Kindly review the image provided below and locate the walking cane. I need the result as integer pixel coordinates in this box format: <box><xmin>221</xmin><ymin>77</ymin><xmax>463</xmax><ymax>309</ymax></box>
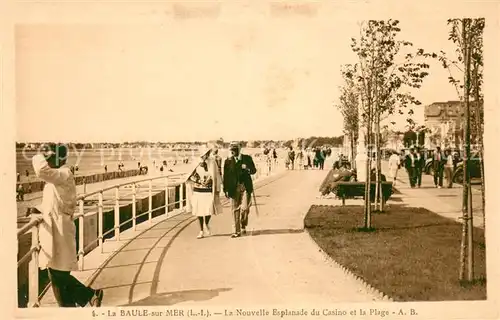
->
<box><xmin>252</xmin><ymin>190</ymin><xmax>259</xmax><ymax>217</ymax></box>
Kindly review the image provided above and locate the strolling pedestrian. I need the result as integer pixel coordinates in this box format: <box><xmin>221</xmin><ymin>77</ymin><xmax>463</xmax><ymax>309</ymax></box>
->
<box><xmin>399</xmin><ymin>149</ymin><xmax>406</xmax><ymax>169</ymax></box>
<box><xmin>188</xmin><ymin>157</ymin><xmax>221</xmax><ymax>239</ymax></box>
<box><xmin>223</xmin><ymin>142</ymin><xmax>257</xmax><ymax>238</ymax></box>
<box><xmin>296</xmin><ymin>148</ymin><xmax>304</xmax><ymax>170</ymax></box>
<box><xmin>404</xmin><ymin>147</ymin><xmax>417</xmax><ymax>188</ymax></box>
<box><xmin>287</xmin><ymin>147</ymin><xmax>295</xmax><ymax>170</ymax></box>
<box><xmin>315</xmin><ymin>148</ymin><xmax>325</xmax><ymax>170</ymax></box>
<box><xmin>31</xmin><ymin>144</ymin><xmax>103</xmax><ymax>308</ymax></box>
<box><xmin>17</xmin><ymin>184</ymin><xmax>24</xmax><ymax>201</ymax></box>
<box><xmin>444</xmin><ymin>149</ymin><xmax>454</xmax><ymax>188</ymax></box>
<box><xmin>17</xmin><ymin>172</ymin><xmax>20</xmax><ymax>182</ymax></box>
<box><xmin>432</xmin><ymin>146</ymin><xmax>445</xmax><ymax>188</ymax></box>
<box><xmin>415</xmin><ymin>147</ymin><xmax>425</xmax><ymax>188</ymax></box>
<box><xmin>306</xmin><ymin>149</ymin><xmax>312</xmax><ymax>169</ymax></box>
<box><xmin>388</xmin><ymin>151</ymin><xmax>400</xmax><ymax>186</ymax></box>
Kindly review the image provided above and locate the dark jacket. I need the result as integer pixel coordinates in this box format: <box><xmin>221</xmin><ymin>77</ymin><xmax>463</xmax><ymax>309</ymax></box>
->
<box><xmin>223</xmin><ymin>154</ymin><xmax>257</xmax><ymax>198</ymax></box>
<box><xmin>415</xmin><ymin>152</ymin><xmax>426</xmax><ymax>169</ymax></box>
<box><xmin>404</xmin><ymin>153</ymin><xmax>418</xmax><ymax>170</ymax></box>
<box><xmin>432</xmin><ymin>151</ymin><xmax>446</xmax><ymax>170</ymax></box>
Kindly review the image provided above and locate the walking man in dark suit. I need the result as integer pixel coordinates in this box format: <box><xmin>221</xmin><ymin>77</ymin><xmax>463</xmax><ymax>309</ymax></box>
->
<box><xmin>404</xmin><ymin>147</ymin><xmax>417</xmax><ymax>188</ymax></box>
<box><xmin>415</xmin><ymin>147</ymin><xmax>426</xmax><ymax>188</ymax></box>
<box><xmin>223</xmin><ymin>142</ymin><xmax>257</xmax><ymax>238</ymax></box>
<box><xmin>432</xmin><ymin>146</ymin><xmax>446</xmax><ymax>188</ymax></box>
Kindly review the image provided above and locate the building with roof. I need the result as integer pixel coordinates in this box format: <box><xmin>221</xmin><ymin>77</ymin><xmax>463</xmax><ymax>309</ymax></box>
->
<box><xmin>424</xmin><ymin>99</ymin><xmax>483</xmax><ymax>150</ymax></box>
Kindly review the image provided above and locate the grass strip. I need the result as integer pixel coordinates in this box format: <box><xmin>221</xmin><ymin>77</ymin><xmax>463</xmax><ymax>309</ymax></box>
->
<box><xmin>304</xmin><ymin>204</ymin><xmax>486</xmax><ymax>301</ymax></box>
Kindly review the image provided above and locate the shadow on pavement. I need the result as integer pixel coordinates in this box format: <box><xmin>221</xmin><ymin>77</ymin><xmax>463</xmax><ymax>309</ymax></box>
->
<box><xmin>208</xmin><ymin>228</ymin><xmax>304</xmax><ymax>238</ymax></box>
<box><xmin>122</xmin><ymin>288</ymin><xmax>232</xmax><ymax>306</ymax></box>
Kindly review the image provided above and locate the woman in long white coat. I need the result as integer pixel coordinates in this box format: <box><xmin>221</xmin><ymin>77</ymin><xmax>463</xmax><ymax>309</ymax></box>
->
<box><xmin>388</xmin><ymin>151</ymin><xmax>401</xmax><ymax>186</ymax></box>
<box><xmin>32</xmin><ymin>145</ymin><xmax>103</xmax><ymax>307</ymax></box>
<box><xmin>187</xmin><ymin>155</ymin><xmax>222</xmax><ymax>239</ymax></box>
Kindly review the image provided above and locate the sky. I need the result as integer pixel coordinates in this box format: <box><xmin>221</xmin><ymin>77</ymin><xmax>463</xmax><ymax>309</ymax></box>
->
<box><xmin>15</xmin><ymin>4</ymin><xmax>461</xmax><ymax>143</ymax></box>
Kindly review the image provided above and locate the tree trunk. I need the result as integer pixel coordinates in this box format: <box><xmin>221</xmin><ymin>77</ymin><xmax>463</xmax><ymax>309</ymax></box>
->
<box><xmin>459</xmin><ymin>20</ymin><xmax>468</xmax><ymax>281</ymax></box>
<box><xmin>364</xmin><ymin>101</ymin><xmax>372</xmax><ymax>229</ymax></box>
<box><xmin>378</xmin><ymin>128</ymin><xmax>384</xmax><ymax>211</ymax></box>
<box><xmin>472</xmin><ymin>62</ymin><xmax>485</xmax><ymax>228</ymax></box>
<box><xmin>374</xmin><ymin>109</ymin><xmax>383</xmax><ymax>211</ymax></box>
<box><xmin>465</xmin><ymin>24</ymin><xmax>474</xmax><ymax>282</ymax></box>
<box><xmin>459</xmin><ymin>19</ymin><xmax>474</xmax><ymax>282</ymax></box>
<box><xmin>350</xmin><ymin>131</ymin><xmax>356</xmax><ymax>169</ymax></box>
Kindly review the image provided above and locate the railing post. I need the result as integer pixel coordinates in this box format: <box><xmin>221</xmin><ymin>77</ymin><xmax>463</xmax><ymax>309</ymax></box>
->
<box><xmin>114</xmin><ymin>187</ymin><xmax>120</xmax><ymax>240</ymax></box>
<box><xmin>78</xmin><ymin>200</ymin><xmax>85</xmax><ymax>271</ymax></box>
<box><xmin>98</xmin><ymin>192</ymin><xmax>104</xmax><ymax>253</ymax></box>
<box><xmin>179</xmin><ymin>182</ymin><xmax>184</xmax><ymax>211</ymax></box>
<box><xmin>164</xmin><ymin>177</ymin><xmax>169</xmax><ymax>217</ymax></box>
<box><xmin>148</xmin><ymin>179</ymin><xmax>153</xmax><ymax>223</ymax></box>
<box><xmin>132</xmin><ymin>183</ymin><xmax>137</xmax><ymax>230</ymax></box>
<box><xmin>185</xmin><ymin>181</ymin><xmax>192</xmax><ymax>212</ymax></box>
<box><xmin>28</xmin><ymin>216</ymin><xmax>40</xmax><ymax>308</ymax></box>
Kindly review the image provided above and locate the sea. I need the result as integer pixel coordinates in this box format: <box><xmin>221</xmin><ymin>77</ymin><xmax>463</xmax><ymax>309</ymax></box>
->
<box><xmin>15</xmin><ymin>147</ymin><xmax>265</xmax><ymax>182</ymax></box>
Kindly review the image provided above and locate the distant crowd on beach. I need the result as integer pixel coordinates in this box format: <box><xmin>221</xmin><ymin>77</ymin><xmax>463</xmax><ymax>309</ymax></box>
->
<box><xmin>261</xmin><ymin>146</ymin><xmax>333</xmax><ymax>171</ymax></box>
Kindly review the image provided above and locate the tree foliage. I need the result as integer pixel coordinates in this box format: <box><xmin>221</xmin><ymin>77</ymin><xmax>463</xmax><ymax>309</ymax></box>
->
<box><xmin>336</xmin><ymin>63</ymin><xmax>360</xmax><ymax>164</ymax></box>
<box><xmin>348</xmin><ymin>19</ymin><xmax>430</xmax><ymax>226</ymax></box>
<box><xmin>337</xmin><ymin>64</ymin><xmax>360</xmax><ymax>141</ymax></box>
<box><xmin>348</xmin><ymin>20</ymin><xmax>430</xmax><ymax>125</ymax></box>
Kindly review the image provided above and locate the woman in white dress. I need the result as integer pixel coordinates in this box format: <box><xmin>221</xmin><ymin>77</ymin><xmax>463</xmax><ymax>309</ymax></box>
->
<box><xmin>188</xmin><ymin>156</ymin><xmax>221</xmax><ymax>239</ymax></box>
<box><xmin>388</xmin><ymin>151</ymin><xmax>401</xmax><ymax>186</ymax></box>
<box><xmin>296</xmin><ymin>149</ymin><xmax>304</xmax><ymax>170</ymax></box>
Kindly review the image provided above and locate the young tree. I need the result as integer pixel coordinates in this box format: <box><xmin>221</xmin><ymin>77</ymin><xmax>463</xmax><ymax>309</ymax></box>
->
<box><xmin>348</xmin><ymin>20</ymin><xmax>430</xmax><ymax>225</ymax></box>
<box><xmin>450</xmin><ymin>18</ymin><xmax>484</xmax><ymax>282</ymax></box>
<box><xmin>336</xmin><ymin>64</ymin><xmax>359</xmax><ymax>167</ymax></box>
<box><xmin>424</xmin><ymin>19</ymin><xmax>485</xmax><ymax>227</ymax></box>
<box><xmin>423</xmin><ymin>18</ymin><xmax>484</xmax><ymax>282</ymax></box>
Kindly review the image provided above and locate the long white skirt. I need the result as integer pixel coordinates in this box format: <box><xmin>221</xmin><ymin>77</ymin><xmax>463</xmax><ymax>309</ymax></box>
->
<box><xmin>191</xmin><ymin>191</ymin><xmax>215</xmax><ymax>217</ymax></box>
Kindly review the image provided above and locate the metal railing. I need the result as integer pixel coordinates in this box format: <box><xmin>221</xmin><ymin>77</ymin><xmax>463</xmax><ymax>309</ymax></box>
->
<box><xmin>17</xmin><ymin>156</ymin><xmax>284</xmax><ymax>307</ymax></box>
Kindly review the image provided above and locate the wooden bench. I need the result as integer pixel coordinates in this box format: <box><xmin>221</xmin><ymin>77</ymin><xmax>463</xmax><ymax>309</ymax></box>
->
<box><xmin>335</xmin><ymin>181</ymin><xmax>394</xmax><ymax>206</ymax></box>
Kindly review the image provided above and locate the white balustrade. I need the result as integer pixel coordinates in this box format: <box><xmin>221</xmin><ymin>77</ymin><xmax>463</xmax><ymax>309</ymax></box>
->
<box><xmin>185</xmin><ymin>182</ymin><xmax>192</xmax><ymax>212</ymax></box>
<box><xmin>28</xmin><ymin>216</ymin><xmax>40</xmax><ymax>308</ymax></box>
<box><xmin>179</xmin><ymin>183</ymin><xmax>184</xmax><ymax>210</ymax></box>
<box><xmin>98</xmin><ymin>192</ymin><xmax>104</xmax><ymax>252</ymax></box>
<box><xmin>114</xmin><ymin>187</ymin><xmax>120</xmax><ymax>240</ymax></box>
<box><xmin>164</xmin><ymin>177</ymin><xmax>169</xmax><ymax>217</ymax></box>
<box><xmin>78</xmin><ymin>200</ymin><xmax>85</xmax><ymax>271</ymax></box>
<box><xmin>132</xmin><ymin>184</ymin><xmax>137</xmax><ymax>230</ymax></box>
<box><xmin>148</xmin><ymin>179</ymin><xmax>153</xmax><ymax>223</ymax></box>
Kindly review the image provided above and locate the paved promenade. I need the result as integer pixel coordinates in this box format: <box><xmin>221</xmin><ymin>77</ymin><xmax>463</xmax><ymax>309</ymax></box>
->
<box><xmin>312</xmin><ymin>160</ymin><xmax>484</xmax><ymax>230</ymax></box>
<box><xmin>40</xmin><ymin>168</ymin><xmax>380</xmax><ymax>307</ymax></box>
<box><xmin>381</xmin><ymin>161</ymin><xmax>484</xmax><ymax>228</ymax></box>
